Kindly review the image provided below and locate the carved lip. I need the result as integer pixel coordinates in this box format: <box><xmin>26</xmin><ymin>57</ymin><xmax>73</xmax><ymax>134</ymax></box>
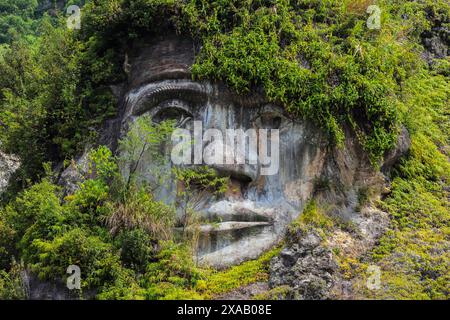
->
<box><xmin>198</xmin><ymin>200</ymin><xmax>275</xmax><ymax>232</ymax></box>
<box><xmin>178</xmin><ymin>221</ymin><xmax>271</xmax><ymax>233</ymax></box>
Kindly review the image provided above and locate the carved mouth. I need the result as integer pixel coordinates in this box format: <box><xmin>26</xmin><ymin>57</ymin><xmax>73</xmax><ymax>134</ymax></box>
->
<box><xmin>204</xmin><ymin>207</ymin><xmax>272</xmax><ymax>222</ymax></box>
<box><xmin>174</xmin><ymin>181</ymin><xmax>279</xmax><ymax>266</ymax></box>
<box><xmin>195</xmin><ymin>203</ymin><xmax>278</xmax><ymax>268</ymax></box>
<box><xmin>196</xmin><ymin>221</ymin><xmax>270</xmax><ymax>232</ymax></box>
<box><xmin>198</xmin><ymin>200</ymin><xmax>275</xmax><ymax>232</ymax></box>
<box><xmin>186</xmin><ymin>198</ymin><xmax>293</xmax><ymax>268</ymax></box>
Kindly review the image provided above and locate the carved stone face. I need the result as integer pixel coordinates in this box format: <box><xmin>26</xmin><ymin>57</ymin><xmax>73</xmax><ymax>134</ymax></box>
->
<box><xmin>120</xmin><ymin>35</ymin><xmax>327</xmax><ymax>267</ymax></box>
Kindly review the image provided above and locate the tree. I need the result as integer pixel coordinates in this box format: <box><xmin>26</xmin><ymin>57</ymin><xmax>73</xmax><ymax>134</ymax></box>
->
<box><xmin>117</xmin><ymin>114</ymin><xmax>175</xmax><ymax>193</ymax></box>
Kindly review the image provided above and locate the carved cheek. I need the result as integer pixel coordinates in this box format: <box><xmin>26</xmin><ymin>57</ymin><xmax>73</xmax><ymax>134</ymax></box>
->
<box><xmin>284</xmin><ymin>179</ymin><xmax>313</xmax><ymax>204</ymax></box>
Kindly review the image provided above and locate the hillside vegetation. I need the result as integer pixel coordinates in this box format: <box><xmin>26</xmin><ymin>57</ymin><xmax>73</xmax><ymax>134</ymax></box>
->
<box><xmin>0</xmin><ymin>0</ymin><xmax>448</xmax><ymax>300</ymax></box>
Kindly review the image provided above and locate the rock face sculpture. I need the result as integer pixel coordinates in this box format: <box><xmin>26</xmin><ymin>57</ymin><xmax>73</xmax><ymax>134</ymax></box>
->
<box><xmin>62</xmin><ymin>34</ymin><xmax>409</xmax><ymax>269</ymax></box>
<box><xmin>119</xmin><ymin>34</ymin><xmax>328</xmax><ymax>268</ymax></box>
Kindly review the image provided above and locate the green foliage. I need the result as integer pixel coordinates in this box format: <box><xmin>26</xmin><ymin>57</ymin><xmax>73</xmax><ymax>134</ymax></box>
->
<box><xmin>0</xmin><ymin>179</ymin><xmax>66</xmax><ymax>271</ymax></box>
<box><xmin>0</xmin><ymin>0</ymin><xmax>39</xmax><ymax>44</ymax></box>
<box><xmin>88</xmin><ymin>145</ymin><xmax>119</xmax><ymax>182</ymax></box>
<box><xmin>0</xmin><ymin>261</ymin><xmax>26</xmax><ymax>299</ymax></box>
<box><xmin>70</xmin><ymin>179</ymin><xmax>109</xmax><ymax>215</ymax></box>
<box><xmin>63</xmin><ymin>147</ymin><xmax>116</xmax><ymax>227</ymax></box>
<box><xmin>0</xmin><ymin>0</ymin><xmax>448</xmax><ymax>300</ymax></box>
<box><xmin>2</xmin><ymin>179</ymin><xmax>63</xmax><ymax>242</ymax></box>
<box><xmin>184</xmin><ymin>0</ymin><xmax>409</xmax><ymax>163</ymax></box>
<box><xmin>356</xmin><ymin>186</ymin><xmax>370</xmax><ymax>211</ymax></box>
<box><xmin>0</xmin><ymin>18</ymin><xmax>117</xmax><ymax>188</ymax></box>
<box><xmin>254</xmin><ymin>285</ymin><xmax>292</xmax><ymax>300</ymax></box>
<box><xmin>105</xmin><ymin>185</ymin><xmax>175</xmax><ymax>239</ymax></box>
<box><xmin>289</xmin><ymin>201</ymin><xmax>334</xmax><ymax>235</ymax></box>
<box><xmin>173</xmin><ymin>166</ymin><xmax>229</xmax><ymax>196</ymax></box>
<box><xmin>117</xmin><ymin>229</ymin><xmax>156</xmax><ymax>273</ymax></box>
<box><xmin>142</xmin><ymin>241</ymin><xmax>203</xmax><ymax>300</ymax></box>
<box><xmin>75</xmin><ymin>0</ymin><xmax>449</xmax><ymax>165</ymax></box>
<box><xmin>0</xmin><ymin>23</ymin><xmax>74</xmax><ymax>182</ymax></box>
<box><xmin>198</xmin><ymin>247</ymin><xmax>281</xmax><ymax>298</ymax></box>
<box><xmin>352</xmin><ymin>59</ymin><xmax>450</xmax><ymax>300</ymax></box>
<box><xmin>0</xmin><ymin>144</ymin><xmax>178</xmax><ymax>296</ymax></box>
<box><xmin>118</xmin><ymin>114</ymin><xmax>176</xmax><ymax>191</ymax></box>
<box><xmin>29</xmin><ymin>228</ymin><xmax>111</xmax><ymax>283</ymax></box>
<box><xmin>0</xmin><ymin>217</ymin><xmax>16</xmax><ymax>270</ymax></box>
<box><xmin>138</xmin><ymin>242</ymin><xmax>280</xmax><ymax>299</ymax></box>
<box><xmin>95</xmin><ymin>269</ymin><xmax>146</xmax><ymax>300</ymax></box>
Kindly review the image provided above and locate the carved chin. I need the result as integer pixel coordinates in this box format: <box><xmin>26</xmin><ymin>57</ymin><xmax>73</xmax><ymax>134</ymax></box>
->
<box><xmin>180</xmin><ymin>184</ymin><xmax>297</xmax><ymax>268</ymax></box>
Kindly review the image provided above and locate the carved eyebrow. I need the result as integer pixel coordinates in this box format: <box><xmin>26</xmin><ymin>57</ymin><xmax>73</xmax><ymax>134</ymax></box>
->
<box><xmin>129</xmin><ymin>80</ymin><xmax>210</xmax><ymax>116</ymax></box>
<box><xmin>130</xmin><ymin>68</ymin><xmax>192</xmax><ymax>89</ymax></box>
<box><xmin>144</xmin><ymin>69</ymin><xmax>192</xmax><ymax>84</ymax></box>
<box><xmin>126</xmin><ymin>79</ymin><xmax>273</xmax><ymax>119</ymax></box>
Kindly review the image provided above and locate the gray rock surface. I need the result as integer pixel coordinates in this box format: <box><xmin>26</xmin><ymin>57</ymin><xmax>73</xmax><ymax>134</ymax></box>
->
<box><xmin>422</xmin><ymin>27</ymin><xmax>449</xmax><ymax>61</ymax></box>
<box><xmin>383</xmin><ymin>126</ymin><xmax>411</xmax><ymax>171</ymax></box>
<box><xmin>420</xmin><ymin>13</ymin><xmax>449</xmax><ymax>66</ymax></box>
<box><xmin>269</xmin><ymin>230</ymin><xmax>338</xmax><ymax>300</ymax></box>
<box><xmin>24</xmin><ymin>271</ymin><xmax>96</xmax><ymax>300</ymax></box>
<box><xmin>0</xmin><ymin>151</ymin><xmax>20</xmax><ymax>194</ymax></box>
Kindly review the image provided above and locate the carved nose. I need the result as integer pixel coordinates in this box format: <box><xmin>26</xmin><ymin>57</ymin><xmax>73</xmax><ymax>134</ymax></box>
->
<box><xmin>210</xmin><ymin>163</ymin><xmax>257</xmax><ymax>183</ymax></box>
<box><xmin>204</xmin><ymin>140</ymin><xmax>258</xmax><ymax>182</ymax></box>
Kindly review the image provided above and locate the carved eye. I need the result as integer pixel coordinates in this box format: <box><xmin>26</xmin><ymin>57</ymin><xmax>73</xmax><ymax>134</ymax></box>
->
<box><xmin>261</xmin><ymin>114</ymin><xmax>282</xmax><ymax>129</ymax></box>
<box><xmin>254</xmin><ymin>112</ymin><xmax>283</xmax><ymax>129</ymax></box>
<box><xmin>153</xmin><ymin>100</ymin><xmax>193</xmax><ymax>127</ymax></box>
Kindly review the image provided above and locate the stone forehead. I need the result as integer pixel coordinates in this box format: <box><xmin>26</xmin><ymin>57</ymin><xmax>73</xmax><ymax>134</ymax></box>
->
<box><xmin>128</xmin><ymin>34</ymin><xmax>196</xmax><ymax>88</ymax></box>
<box><xmin>126</xmin><ymin>34</ymin><xmax>270</xmax><ymax>108</ymax></box>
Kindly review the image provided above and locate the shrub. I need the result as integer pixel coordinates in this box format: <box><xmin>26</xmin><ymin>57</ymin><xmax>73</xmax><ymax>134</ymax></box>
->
<box><xmin>289</xmin><ymin>201</ymin><xmax>334</xmax><ymax>235</ymax></box>
<box><xmin>1</xmin><ymin>179</ymin><xmax>66</xmax><ymax>266</ymax></box>
<box><xmin>27</xmin><ymin>228</ymin><xmax>118</xmax><ymax>289</ymax></box>
<box><xmin>198</xmin><ymin>247</ymin><xmax>281</xmax><ymax>298</ymax></box>
<box><xmin>3</xmin><ymin>179</ymin><xmax>63</xmax><ymax>239</ymax></box>
<box><xmin>0</xmin><ymin>261</ymin><xmax>26</xmax><ymax>300</ymax></box>
<box><xmin>96</xmin><ymin>271</ymin><xmax>146</xmax><ymax>300</ymax></box>
<box><xmin>117</xmin><ymin>228</ymin><xmax>157</xmax><ymax>273</ymax></box>
<box><xmin>0</xmin><ymin>217</ymin><xmax>16</xmax><ymax>270</ymax></box>
<box><xmin>142</xmin><ymin>241</ymin><xmax>202</xmax><ymax>300</ymax></box>
<box><xmin>106</xmin><ymin>186</ymin><xmax>175</xmax><ymax>240</ymax></box>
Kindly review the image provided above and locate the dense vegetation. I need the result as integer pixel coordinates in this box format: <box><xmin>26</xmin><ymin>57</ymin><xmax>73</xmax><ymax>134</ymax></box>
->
<box><xmin>0</xmin><ymin>0</ymin><xmax>448</xmax><ymax>300</ymax></box>
<box><xmin>77</xmin><ymin>0</ymin><xmax>448</xmax><ymax>164</ymax></box>
<box><xmin>355</xmin><ymin>71</ymin><xmax>449</xmax><ymax>299</ymax></box>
